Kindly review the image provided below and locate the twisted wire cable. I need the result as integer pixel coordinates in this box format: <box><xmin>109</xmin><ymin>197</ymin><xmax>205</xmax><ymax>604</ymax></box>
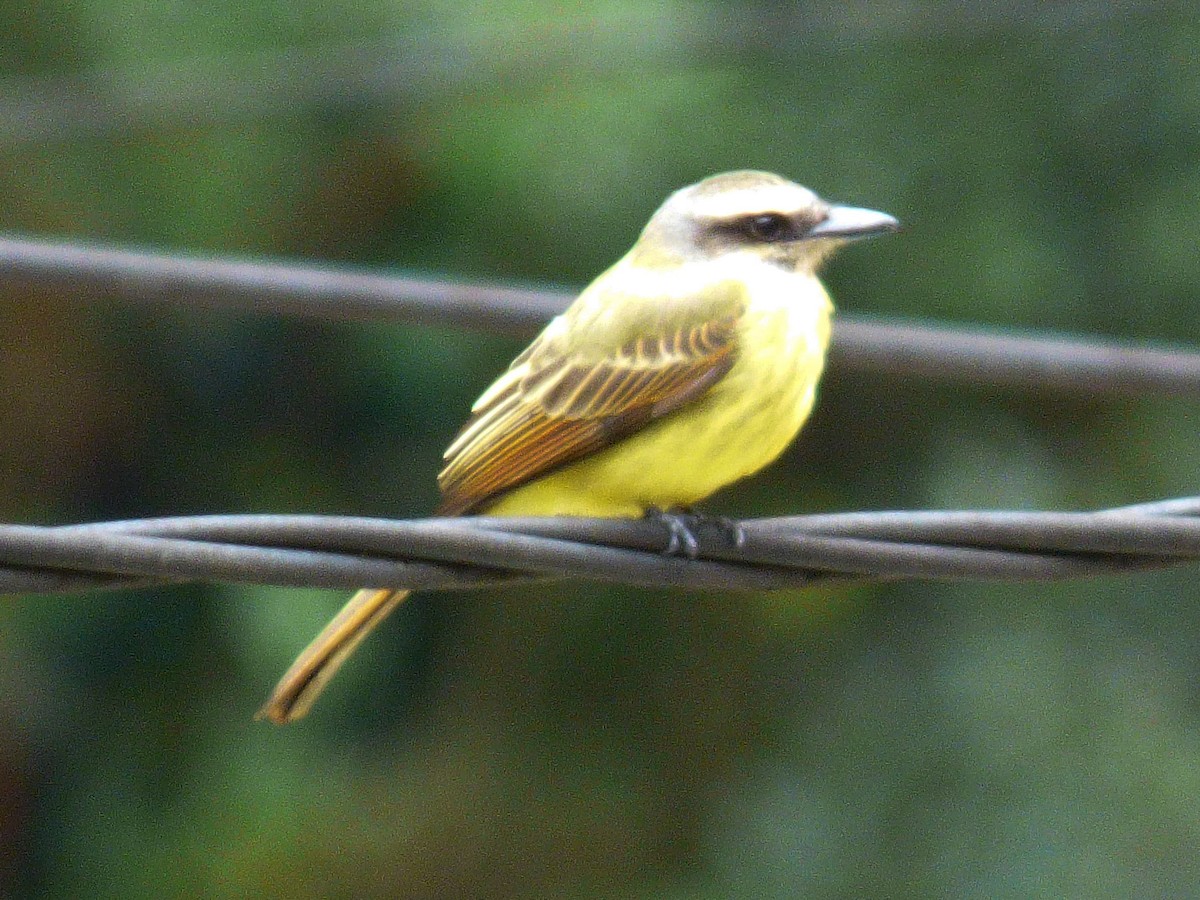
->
<box><xmin>2</xmin><ymin>498</ymin><xmax>1197</xmax><ymax>595</ymax></box>
<box><xmin>0</xmin><ymin>237</ymin><xmax>1197</xmax><ymax>596</ymax></box>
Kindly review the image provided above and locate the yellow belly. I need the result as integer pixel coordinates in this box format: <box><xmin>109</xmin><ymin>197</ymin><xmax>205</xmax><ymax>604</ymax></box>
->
<box><xmin>484</xmin><ymin>283</ymin><xmax>832</xmax><ymax>518</ymax></box>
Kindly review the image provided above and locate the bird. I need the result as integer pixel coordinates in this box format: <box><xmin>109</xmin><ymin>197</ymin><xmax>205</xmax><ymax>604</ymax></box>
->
<box><xmin>257</xmin><ymin>170</ymin><xmax>898</xmax><ymax>724</ymax></box>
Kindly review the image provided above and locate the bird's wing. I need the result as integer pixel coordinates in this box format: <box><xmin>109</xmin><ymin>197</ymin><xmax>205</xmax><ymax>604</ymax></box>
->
<box><xmin>436</xmin><ymin>312</ymin><xmax>740</xmax><ymax>515</ymax></box>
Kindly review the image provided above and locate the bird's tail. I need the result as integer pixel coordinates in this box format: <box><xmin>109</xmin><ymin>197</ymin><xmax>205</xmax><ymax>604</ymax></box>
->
<box><xmin>256</xmin><ymin>588</ymin><xmax>412</xmax><ymax>725</ymax></box>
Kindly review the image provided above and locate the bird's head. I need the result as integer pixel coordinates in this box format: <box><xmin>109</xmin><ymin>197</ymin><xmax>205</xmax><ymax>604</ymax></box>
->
<box><xmin>632</xmin><ymin>170</ymin><xmax>898</xmax><ymax>272</ymax></box>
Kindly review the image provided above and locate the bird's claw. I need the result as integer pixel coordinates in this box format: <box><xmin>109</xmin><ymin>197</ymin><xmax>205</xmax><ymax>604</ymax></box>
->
<box><xmin>646</xmin><ymin>507</ymin><xmax>701</xmax><ymax>558</ymax></box>
<box><xmin>644</xmin><ymin>507</ymin><xmax>746</xmax><ymax>558</ymax></box>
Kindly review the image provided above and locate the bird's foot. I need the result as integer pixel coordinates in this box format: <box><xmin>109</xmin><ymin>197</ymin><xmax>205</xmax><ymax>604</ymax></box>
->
<box><xmin>644</xmin><ymin>507</ymin><xmax>746</xmax><ymax>558</ymax></box>
<box><xmin>645</xmin><ymin>506</ymin><xmax>701</xmax><ymax>558</ymax></box>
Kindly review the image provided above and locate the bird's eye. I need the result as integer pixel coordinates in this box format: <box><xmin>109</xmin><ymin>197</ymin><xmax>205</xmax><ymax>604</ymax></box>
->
<box><xmin>743</xmin><ymin>213</ymin><xmax>793</xmax><ymax>242</ymax></box>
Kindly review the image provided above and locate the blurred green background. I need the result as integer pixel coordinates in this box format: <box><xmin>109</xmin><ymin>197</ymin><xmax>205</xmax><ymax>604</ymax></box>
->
<box><xmin>1</xmin><ymin>2</ymin><xmax>1199</xmax><ymax>897</ymax></box>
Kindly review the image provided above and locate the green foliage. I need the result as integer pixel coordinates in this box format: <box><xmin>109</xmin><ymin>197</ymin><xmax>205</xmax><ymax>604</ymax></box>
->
<box><xmin>1</xmin><ymin>2</ymin><xmax>1199</xmax><ymax>897</ymax></box>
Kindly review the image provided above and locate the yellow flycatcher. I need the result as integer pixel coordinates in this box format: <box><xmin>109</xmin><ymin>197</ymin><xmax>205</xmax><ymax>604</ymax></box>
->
<box><xmin>259</xmin><ymin>170</ymin><xmax>897</xmax><ymax>724</ymax></box>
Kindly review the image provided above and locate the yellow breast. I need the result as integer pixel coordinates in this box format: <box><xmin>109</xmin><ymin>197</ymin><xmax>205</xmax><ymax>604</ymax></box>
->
<box><xmin>484</xmin><ymin>269</ymin><xmax>833</xmax><ymax>518</ymax></box>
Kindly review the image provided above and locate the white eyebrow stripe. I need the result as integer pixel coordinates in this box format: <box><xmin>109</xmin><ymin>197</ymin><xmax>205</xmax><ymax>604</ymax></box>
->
<box><xmin>688</xmin><ymin>185</ymin><xmax>819</xmax><ymax>220</ymax></box>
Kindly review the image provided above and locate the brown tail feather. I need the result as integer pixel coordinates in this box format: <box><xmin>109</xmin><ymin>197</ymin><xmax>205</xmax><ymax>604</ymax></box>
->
<box><xmin>256</xmin><ymin>588</ymin><xmax>412</xmax><ymax>725</ymax></box>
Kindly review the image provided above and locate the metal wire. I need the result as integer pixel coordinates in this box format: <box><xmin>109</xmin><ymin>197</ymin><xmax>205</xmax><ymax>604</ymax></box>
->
<box><xmin>1</xmin><ymin>239</ymin><xmax>1197</xmax><ymax>595</ymax></box>
<box><xmin>2</xmin><ymin>235</ymin><xmax>1199</xmax><ymax>397</ymax></box>
<box><xmin>2</xmin><ymin>499</ymin><xmax>1197</xmax><ymax>595</ymax></box>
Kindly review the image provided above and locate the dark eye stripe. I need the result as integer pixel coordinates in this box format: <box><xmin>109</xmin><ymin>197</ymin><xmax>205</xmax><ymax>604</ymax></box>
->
<box><xmin>744</xmin><ymin>213</ymin><xmax>792</xmax><ymax>241</ymax></box>
<box><xmin>700</xmin><ymin>209</ymin><xmax>822</xmax><ymax>249</ymax></box>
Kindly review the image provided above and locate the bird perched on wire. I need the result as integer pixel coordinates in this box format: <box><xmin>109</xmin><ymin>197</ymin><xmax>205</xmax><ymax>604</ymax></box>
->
<box><xmin>258</xmin><ymin>170</ymin><xmax>898</xmax><ymax>724</ymax></box>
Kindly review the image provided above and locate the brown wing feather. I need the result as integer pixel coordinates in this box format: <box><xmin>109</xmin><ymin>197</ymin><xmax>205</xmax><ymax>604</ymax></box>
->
<box><xmin>436</xmin><ymin>315</ymin><xmax>739</xmax><ymax>515</ymax></box>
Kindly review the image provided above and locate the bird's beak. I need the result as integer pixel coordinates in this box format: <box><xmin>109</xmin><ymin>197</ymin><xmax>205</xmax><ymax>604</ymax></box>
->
<box><xmin>808</xmin><ymin>204</ymin><xmax>899</xmax><ymax>240</ymax></box>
